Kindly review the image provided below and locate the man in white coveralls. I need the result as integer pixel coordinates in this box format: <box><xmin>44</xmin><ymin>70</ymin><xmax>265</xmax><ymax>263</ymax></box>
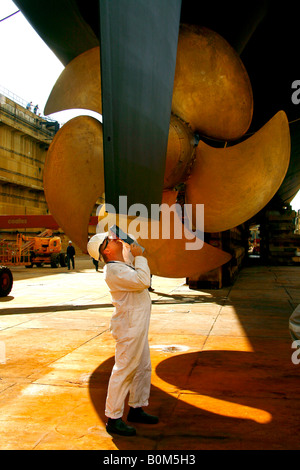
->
<box><xmin>87</xmin><ymin>232</ymin><xmax>159</xmax><ymax>436</ymax></box>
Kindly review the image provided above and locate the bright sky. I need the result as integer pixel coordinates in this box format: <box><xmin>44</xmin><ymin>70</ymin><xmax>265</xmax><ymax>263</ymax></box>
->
<box><xmin>0</xmin><ymin>0</ymin><xmax>101</xmax><ymax>124</ymax></box>
<box><xmin>0</xmin><ymin>0</ymin><xmax>299</xmax><ymax>211</ymax></box>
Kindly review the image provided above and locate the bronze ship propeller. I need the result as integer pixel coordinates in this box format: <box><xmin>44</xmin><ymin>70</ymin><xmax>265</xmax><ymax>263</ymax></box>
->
<box><xmin>43</xmin><ymin>25</ymin><xmax>290</xmax><ymax>278</ymax></box>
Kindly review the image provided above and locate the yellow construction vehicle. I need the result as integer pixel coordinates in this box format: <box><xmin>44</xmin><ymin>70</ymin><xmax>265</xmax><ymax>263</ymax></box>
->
<box><xmin>0</xmin><ymin>225</ymin><xmax>68</xmax><ymax>296</ymax></box>
<box><xmin>0</xmin><ymin>230</ymin><xmax>67</xmax><ymax>270</ymax></box>
<box><xmin>22</xmin><ymin>229</ymin><xmax>67</xmax><ymax>268</ymax></box>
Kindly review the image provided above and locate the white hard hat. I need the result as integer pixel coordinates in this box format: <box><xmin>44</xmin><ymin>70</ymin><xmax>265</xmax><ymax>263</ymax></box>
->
<box><xmin>87</xmin><ymin>232</ymin><xmax>108</xmax><ymax>261</ymax></box>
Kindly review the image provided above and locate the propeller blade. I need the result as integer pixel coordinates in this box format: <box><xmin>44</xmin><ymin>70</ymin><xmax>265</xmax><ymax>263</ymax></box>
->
<box><xmin>44</xmin><ymin>47</ymin><xmax>102</xmax><ymax>116</ymax></box>
<box><xmin>185</xmin><ymin>111</ymin><xmax>291</xmax><ymax>233</ymax></box>
<box><xmin>172</xmin><ymin>24</ymin><xmax>253</xmax><ymax>141</ymax></box>
<box><xmin>43</xmin><ymin>116</ymin><xmax>104</xmax><ymax>251</ymax></box>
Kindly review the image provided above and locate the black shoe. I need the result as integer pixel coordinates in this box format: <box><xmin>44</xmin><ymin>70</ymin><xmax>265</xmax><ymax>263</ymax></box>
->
<box><xmin>127</xmin><ymin>407</ymin><xmax>159</xmax><ymax>424</ymax></box>
<box><xmin>106</xmin><ymin>418</ymin><xmax>136</xmax><ymax>436</ymax></box>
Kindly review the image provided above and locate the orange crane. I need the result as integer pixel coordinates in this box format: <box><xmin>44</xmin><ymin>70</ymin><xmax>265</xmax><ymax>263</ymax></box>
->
<box><xmin>0</xmin><ymin>214</ymin><xmax>97</xmax><ymax>296</ymax></box>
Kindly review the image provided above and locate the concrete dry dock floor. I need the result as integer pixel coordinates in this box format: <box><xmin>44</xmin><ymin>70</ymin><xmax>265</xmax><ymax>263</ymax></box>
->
<box><xmin>0</xmin><ymin>257</ymin><xmax>299</xmax><ymax>450</ymax></box>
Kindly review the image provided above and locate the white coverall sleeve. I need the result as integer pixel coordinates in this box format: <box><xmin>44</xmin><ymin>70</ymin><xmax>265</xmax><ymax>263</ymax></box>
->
<box><xmin>108</xmin><ymin>256</ymin><xmax>151</xmax><ymax>291</ymax></box>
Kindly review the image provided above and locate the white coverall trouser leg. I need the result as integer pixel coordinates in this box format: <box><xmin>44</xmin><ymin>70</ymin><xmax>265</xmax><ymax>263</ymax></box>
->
<box><xmin>105</xmin><ymin>305</ymin><xmax>152</xmax><ymax>419</ymax></box>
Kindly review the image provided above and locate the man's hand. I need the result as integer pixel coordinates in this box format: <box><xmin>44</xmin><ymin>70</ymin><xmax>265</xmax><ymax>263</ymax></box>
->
<box><xmin>130</xmin><ymin>243</ymin><xmax>144</xmax><ymax>257</ymax></box>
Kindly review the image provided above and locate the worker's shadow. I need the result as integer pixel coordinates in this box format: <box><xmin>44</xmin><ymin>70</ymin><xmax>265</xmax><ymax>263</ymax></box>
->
<box><xmin>88</xmin><ymin>346</ymin><xmax>297</xmax><ymax>450</ymax></box>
